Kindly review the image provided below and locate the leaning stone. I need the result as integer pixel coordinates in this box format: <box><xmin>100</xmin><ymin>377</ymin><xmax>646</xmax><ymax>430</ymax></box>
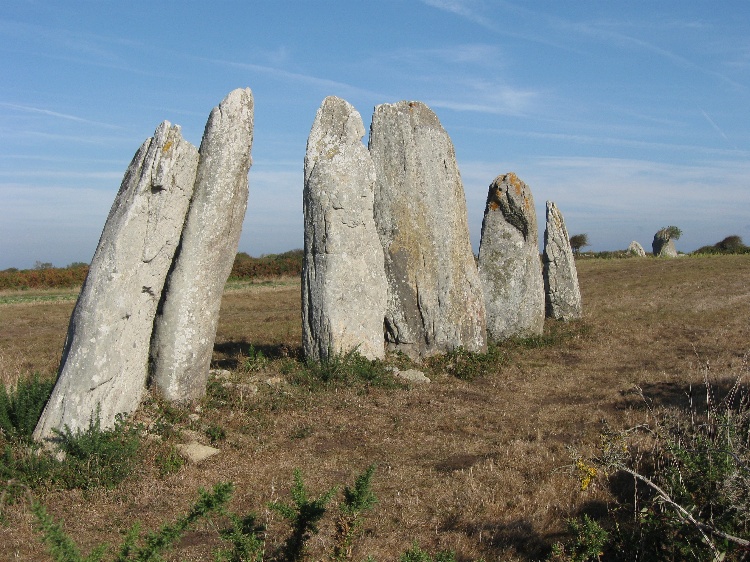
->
<box><xmin>175</xmin><ymin>441</ymin><xmax>220</xmax><ymax>464</ymax></box>
<box><xmin>33</xmin><ymin>122</ymin><xmax>198</xmax><ymax>443</ymax></box>
<box><xmin>543</xmin><ymin>201</ymin><xmax>582</xmax><ymax>320</ymax></box>
<box><xmin>652</xmin><ymin>230</ymin><xmax>678</xmax><ymax>257</ymax></box>
<box><xmin>369</xmin><ymin>100</ymin><xmax>486</xmax><ymax>359</ymax></box>
<box><xmin>302</xmin><ymin>96</ymin><xmax>388</xmax><ymax>361</ymax></box>
<box><xmin>627</xmin><ymin>241</ymin><xmax>646</xmax><ymax>257</ymax></box>
<box><xmin>477</xmin><ymin>173</ymin><xmax>545</xmax><ymax>340</ymax></box>
<box><xmin>151</xmin><ymin>88</ymin><xmax>254</xmax><ymax>402</ymax></box>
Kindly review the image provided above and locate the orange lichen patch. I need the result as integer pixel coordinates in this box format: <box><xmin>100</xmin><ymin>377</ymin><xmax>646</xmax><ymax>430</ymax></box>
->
<box><xmin>486</xmin><ymin>186</ymin><xmax>503</xmax><ymax>211</ymax></box>
<box><xmin>162</xmin><ymin>141</ymin><xmax>173</xmax><ymax>153</ymax></box>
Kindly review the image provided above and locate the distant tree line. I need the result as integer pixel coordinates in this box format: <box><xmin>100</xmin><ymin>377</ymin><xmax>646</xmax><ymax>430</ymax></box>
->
<box><xmin>0</xmin><ymin>250</ymin><xmax>305</xmax><ymax>291</ymax></box>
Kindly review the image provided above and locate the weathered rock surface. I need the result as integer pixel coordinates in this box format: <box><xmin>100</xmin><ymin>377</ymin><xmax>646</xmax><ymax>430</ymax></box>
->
<box><xmin>175</xmin><ymin>441</ymin><xmax>221</xmax><ymax>464</ymax></box>
<box><xmin>543</xmin><ymin>201</ymin><xmax>582</xmax><ymax>320</ymax></box>
<box><xmin>627</xmin><ymin>240</ymin><xmax>646</xmax><ymax>257</ymax></box>
<box><xmin>150</xmin><ymin>88</ymin><xmax>254</xmax><ymax>402</ymax></box>
<box><xmin>34</xmin><ymin>122</ymin><xmax>199</xmax><ymax>442</ymax></box>
<box><xmin>302</xmin><ymin>96</ymin><xmax>387</xmax><ymax>361</ymax></box>
<box><xmin>369</xmin><ymin>100</ymin><xmax>486</xmax><ymax>359</ymax></box>
<box><xmin>393</xmin><ymin>368</ymin><xmax>431</xmax><ymax>384</ymax></box>
<box><xmin>477</xmin><ymin>173</ymin><xmax>544</xmax><ymax>340</ymax></box>
<box><xmin>652</xmin><ymin>230</ymin><xmax>678</xmax><ymax>257</ymax></box>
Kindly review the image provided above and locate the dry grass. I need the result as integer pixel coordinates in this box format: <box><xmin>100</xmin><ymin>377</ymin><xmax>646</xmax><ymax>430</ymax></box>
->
<box><xmin>1</xmin><ymin>255</ymin><xmax>749</xmax><ymax>560</ymax></box>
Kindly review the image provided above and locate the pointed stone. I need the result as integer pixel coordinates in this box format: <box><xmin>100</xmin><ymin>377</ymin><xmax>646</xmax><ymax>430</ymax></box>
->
<box><xmin>369</xmin><ymin>101</ymin><xmax>486</xmax><ymax>359</ymax></box>
<box><xmin>627</xmin><ymin>241</ymin><xmax>646</xmax><ymax>257</ymax></box>
<box><xmin>543</xmin><ymin>201</ymin><xmax>582</xmax><ymax>320</ymax></box>
<box><xmin>478</xmin><ymin>173</ymin><xmax>544</xmax><ymax>341</ymax></box>
<box><xmin>150</xmin><ymin>88</ymin><xmax>254</xmax><ymax>402</ymax></box>
<box><xmin>302</xmin><ymin>96</ymin><xmax>387</xmax><ymax>361</ymax></box>
<box><xmin>34</xmin><ymin>122</ymin><xmax>198</xmax><ymax>442</ymax></box>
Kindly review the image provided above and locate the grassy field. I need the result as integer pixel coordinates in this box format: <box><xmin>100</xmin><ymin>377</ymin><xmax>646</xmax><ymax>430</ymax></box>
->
<box><xmin>0</xmin><ymin>256</ymin><xmax>748</xmax><ymax>560</ymax></box>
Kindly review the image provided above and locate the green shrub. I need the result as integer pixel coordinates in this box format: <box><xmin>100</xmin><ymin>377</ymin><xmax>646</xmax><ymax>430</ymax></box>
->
<box><xmin>215</xmin><ymin>512</ymin><xmax>265</xmax><ymax>562</ymax></box>
<box><xmin>31</xmin><ymin>481</ymin><xmax>233</xmax><ymax>562</ymax></box>
<box><xmin>399</xmin><ymin>543</ymin><xmax>457</xmax><ymax>562</ymax></box>
<box><xmin>572</xmin><ymin>376</ymin><xmax>750</xmax><ymax>560</ymax></box>
<box><xmin>548</xmin><ymin>516</ymin><xmax>608</xmax><ymax>562</ymax></box>
<box><xmin>0</xmin><ymin>374</ymin><xmax>54</xmax><ymax>442</ymax></box>
<box><xmin>269</xmin><ymin>468</ymin><xmax>338</xmax><ymax>562</ymax></box>
<box><xmin>333</xmin><ymin>464</ymin><xmax>378</xmax><ymax>562</ymax></box>
<box><xmin>51</xmin><ymin>410</ymin><xmax>142</xmax><ymax>490</ymax></box>
<box><xmin>291</xmin><ymin>349</ymin><xmax>403</xmax><ymax>391</ymax></box>
<box><xmin>693</xmin><ymin>235</ymin><xmax>750</xmax><ymax>255</ymax></box>
<box><xmin>426</xmin><ymin>345</ymin><xmax>508</xmax><ymax>381</ymax></box>
<box><xmin>155</xmin><ymin>445</ymin><xmax>185</xmax><ymax>477</ymax></box>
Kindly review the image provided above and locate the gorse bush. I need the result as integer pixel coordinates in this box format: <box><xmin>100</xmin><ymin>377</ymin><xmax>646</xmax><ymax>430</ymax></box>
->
<box><xmin>426</xmin><ymin>344</ymin><xmax>508</xmax><ymax>381</ymax></box>
<box><xmin>26</xmin><ymin>467</ymin><xmax>389</xmax><ymax>562</ymax></box>
<box><xmin>548</xmin><ymin>516</ymin><xmax>608</xmax><ymax>562</ymax></box>
<box><xmin>269</xmin><ymin>468</ymin><xmax>338</xmax><ymax>562</ymax></box>
<box><xmin>0</xmin><ymin>374</ymin><xmax>54</xmax><ymax>442</ymax></box>
<box><xmin>31</xmin><ymin>481</ymin><xmax>234</xmax><ymax>562</ymax></box>
<box><xmin>557</xmin><ymin>375</ymin><xmax>750</xmax><ymax>561</ymax></box>
<box><xmin>291</xmin><ymin>349</ymin><xmax>404</xmax><ymax>391</ymax></box>
<box><xmin>1</xmin><ymin>408</ymin><xmax>142</xmax><ymax>493</ymax></box>
<box><xmin>52</xmin><ymin>410</ymin><xmax>142</xmax><ymax>490</ymax></box>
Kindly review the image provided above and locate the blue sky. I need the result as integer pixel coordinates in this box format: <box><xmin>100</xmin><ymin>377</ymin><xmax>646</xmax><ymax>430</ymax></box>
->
<box><xmin>1</xmin><ymin>1</ymin><xmax>748</xmax><ymax>269</ymax></box>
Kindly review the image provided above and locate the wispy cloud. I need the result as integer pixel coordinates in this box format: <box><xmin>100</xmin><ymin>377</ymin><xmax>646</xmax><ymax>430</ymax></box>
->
<box><xmin>196</xmin><ymin>57</ymin><xmax>386</xmax><ymax>100</ymax></box>
<box><xmin>420</xmin><ymin>0</ymin><xmax>497</xmax><ymax>30</ymax></box>
<box><xmin>0</xmin><ymin>102</ymin><xmax>124</xmax><ymax>130</ymax></box>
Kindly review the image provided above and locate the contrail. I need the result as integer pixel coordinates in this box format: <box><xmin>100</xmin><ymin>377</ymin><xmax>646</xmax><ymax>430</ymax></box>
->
<box><xmin>700</xmin><ymin>107</ymin><xmax>734</xmax><ymax>147</ymax></box>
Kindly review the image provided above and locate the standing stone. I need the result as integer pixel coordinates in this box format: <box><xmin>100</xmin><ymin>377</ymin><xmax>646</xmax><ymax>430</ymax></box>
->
<box><xmin>627</xmin><ymin>241</ymin><xmax>646</xmax><ymax>257</ymax></box>
<box><xmin>477</xmin><ymin>173</ymin><xmax>544</xmax><ymax>341</ymax></box>
<box><xmin>150</xmin><ymin>88</ymin><xmax>254</xmax><ymax>402</ymax></box>
<box><xmin>543</xmin><ymin>201</ymin><xmax>582</xmax><ymax>320</ymax></box>
<box><xmin>34</xmin><ymin>122</ymin><xmax>199</xmax><ymax>442</ymax></box>
<box><xmin>302</xmin><ymin>97</ymin><xmax>387</xmax><ymax>361</ymax></box>
<box><xmin>652</xmin><ymin>230</ymin><xmax>678</xmax><ymax>257</ymax></box>
<box><xmin>369</xmin><ymin>100</ymin><xmax>486</xmax><ymax>359</ymax></box>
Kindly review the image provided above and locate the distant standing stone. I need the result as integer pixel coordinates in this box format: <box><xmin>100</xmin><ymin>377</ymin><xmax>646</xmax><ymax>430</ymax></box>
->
<box><xmin>302</xmin><ymin>96</ymin><xmax>387</xmax><ymax>361</ymax></box>
<box><xmin>151</xmin><ymin>88</ymin><xmax>254</xmax><ymax>402</ymax></box>
<box><xmin>543</xmin><ymin>201</ymin><xmax>582</xmax><ymax>320</ymax></box>
<box><xmin>627</xmin><ymin>241</ymin><xmax>646</xmax><ymax>257</ymax></box>
<box><xmin>369</xmin><ymin>100</ymin><xmax>486</xmax><ymax>359</ymax></box>
<box><xmin>652</xmin><ymin>230</ymin><xmax>678</xmax><ymax>257</ymax></box>
<box><xmin>34</xmin><ymin>122</ymin><xmax>199</xmax><ymax>442</ymax></box>
<box><xmin>478</xmin><ymin>173</ymin><xmax>544</xmax><ymax>340</ymax></box>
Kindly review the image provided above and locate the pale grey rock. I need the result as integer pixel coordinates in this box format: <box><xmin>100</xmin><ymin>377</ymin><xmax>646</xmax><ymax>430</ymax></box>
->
<box><xmin>302</xmin><ymin>96</ymin><xmax>387</xmax><ymax>361</ymax></box>
<box><xmin>393</xmin><ymin>368</ymin><xmax>431</xmax><ymax>383</ymax></box>
<box><xmin>627</xmin><ymin>240</ymin><xmax>646</xmax><ymax>257</ymax></box>
<box><xmin>34</xmin><ymin>122</ymin><xmax>199</xmax><ymax>442</ymax></box>
<box><xmin>151</xmin><ymin>88</ymin><xmax>254</xmax><ymax>402</ymax></box>
<box><xmin>543</xmin><ymin>201</ymin><xmax>582</xmax><ymax>320</ymax></box>
<box><xmin>652</xmin><ymin>230</ymin><xmax>678</xmax><ymax>257</ymax></box>
<box><xmin>175</xmin><ymin>441</ymin><xmax>220</xmax><ymax>464</ymax></box>
<box><xmin>477</xmin><ymin>173</ymin><xmax>545</xmax><ymax>340</ymax></box>
<box><xmin>369</xmin><ymin>100</ymin><xmax>486</xmax><ymax>359</ymax></box>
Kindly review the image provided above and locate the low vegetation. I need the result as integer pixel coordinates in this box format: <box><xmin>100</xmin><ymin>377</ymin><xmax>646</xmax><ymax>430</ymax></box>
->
<box><xmin>694</xmin><ymin>235</ymin><xmax>750</xmax><ymax>256</ymax></box>
<box><xmin>1</xmin><ymin>254</ymin><xmax>748</xmax><ymax>560</ymax></box>
<box><xmin>0</xmin><ymin>250</ymin><xmax>304</xmax><ymax>291</ymax></box>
